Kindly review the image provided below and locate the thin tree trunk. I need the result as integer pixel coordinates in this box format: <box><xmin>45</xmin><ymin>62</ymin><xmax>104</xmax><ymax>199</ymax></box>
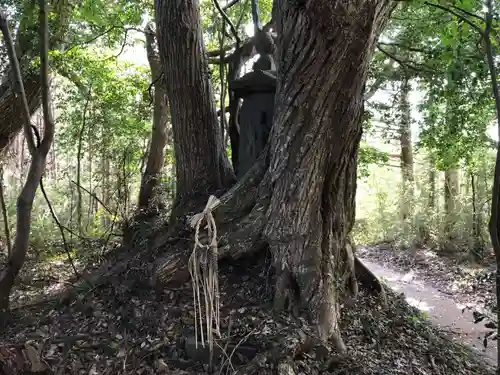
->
<box><xmin>20</xmin><ymin>133</ymin><xmax>25</xmax><ymax>181</ymax></box>
<box><xmin>471</xmin><ymin>172</ymin><xmax>484</xmax><ymax>259</ymax></box>
<box><xmin>444</xmin><ymin>168</ymin><xmax>459</xmax><ymax>240</ymax></box>
<box><xmin>76</xmin><ymin>90</ymin><xmax>91</xmax><ymax>234</ymax></box>
<box><xmin>482</xmin><ymin>3</ymin><xmax>500</xmax><ymax>369</ymax></box>
<box><xmin>0</xmin><ymin>166</ymin><xmax>11</xmax><ymax>256</ymax></box>
<box><xmin>138</xmin><ymin>22</ymin><xmax>169</xmax><ymax>211</ymax></box>
<box><xmin>86</xmin><ymin>137</ymin><xmax>94</xmax><ymax>230</ymax></box>
<box><xmin>0</xmin><ymin>2</ymin><xmax>55</xmax><ymax>311</ymax></box>
<box><xmin>399</xmin><ymin>74</ymin><xmax>414</xmax><ymax>221</ymax></box>
<box><xmin>428</xmin><ymin>156</ymin><xmax>436</xmax><ymax>209</ymax></box>
<box><xmin>156</xmin><ymin>0</ymin><xmax>235</xmax><ymax>220</ymax></box>
<box><xmin>218</xmin><ymin>18</ymin><xmax>227</xmax><ymax>146</ymax></box>
<box><xmin>100</xmin><ymin>156</ymin><xmax>110</xmax><ymax>228</ymax></box>
<box><xmin>477</xmin><ymin>164</ymin><xmax>486</xmax><ymax>237</ymax></box>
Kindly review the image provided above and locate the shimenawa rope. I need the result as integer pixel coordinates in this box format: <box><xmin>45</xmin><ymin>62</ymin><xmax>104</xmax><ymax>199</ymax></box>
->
<box><xmin>188</xmin><ymin>195</ymin><xmax>221</xmax><ymax>359</ymax></box>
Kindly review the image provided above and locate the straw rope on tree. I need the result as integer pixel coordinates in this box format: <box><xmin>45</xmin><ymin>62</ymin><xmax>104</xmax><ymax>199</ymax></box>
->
<box><xmin>187</xmin><ymin>195</ymin><xmax>222</xmax><ymax>366</ymax></box>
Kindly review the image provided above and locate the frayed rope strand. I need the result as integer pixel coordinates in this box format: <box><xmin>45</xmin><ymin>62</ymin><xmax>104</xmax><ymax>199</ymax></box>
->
<box><xmin>188</xmin><ymin>195</ymin><xmax>221</xmax><ymax>357</ymax></box>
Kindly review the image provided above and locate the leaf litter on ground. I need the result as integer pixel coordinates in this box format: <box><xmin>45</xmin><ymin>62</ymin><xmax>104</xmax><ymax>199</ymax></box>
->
<box><xmin>0</xmin><ymin>231</ymin><xmax>496</xmax><ymax>374</ymax></box>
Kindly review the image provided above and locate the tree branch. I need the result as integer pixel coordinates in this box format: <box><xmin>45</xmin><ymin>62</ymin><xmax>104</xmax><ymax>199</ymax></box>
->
<box><xmin>64</xmin><ymin>26</ymin><xmax>146</xmax><ymax>55</ymax></box>
<box><xmin>377</xmin><ymin>42</ymin><xmax>432</xmax><ymax>55</ymax></box>
<box><xmin>212</xmin><ymin>0</ymin><xmax>241</xmax><ymax>46</ymax></box>
<box><xmin>70</xmin><ymin>180</ymin><xmax>114</xmax><ymax>216</ymax></box>
<box><xmin>364</xmin><ymin>77</ymin><xmax>385</xmax><ymax>101</ymax></box>
<box><xmin>31</xmin><ymin>125</ymin><xmax>81</xmax><ymax>278</ymax></box>
<box><xmin>424</xmin><ymin>1</ymin><xmax>485</xmax><ymax>37</ymax></box>
<box><xmin>223</xmin><ymin>0</ymin><xmax>242</xmax><ymax>11</ymax></box>
<box><xmin>207</xmin><ymin>45</ymin><xmax>234</xmax><ymax>58</ymax></box>
<box><xmin>450</xmin><ymin>4</ymin><xmax>486</xmax><ymax>23</ymax></box>
<box><xmin>39</xmin><ymin>2</ymin><xmax>55</xmax><ymax>152</ymax></box>
<box><xmin>207</xmin><ymin>20</ymin><xmax>274</xmax><ymax>64</ymax></box>
<box><xmin>376</xmin><ymin>44</ymin><xmax>437</xmax><ymax>74</ymax></box>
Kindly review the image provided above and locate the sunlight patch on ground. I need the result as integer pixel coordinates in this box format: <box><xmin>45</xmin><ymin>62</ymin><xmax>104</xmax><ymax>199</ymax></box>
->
<box><xmin>46</xmin><ymin>283</ymin><xmax>67</xmax><ymax>294</ymax></box>
<box><xmin>405</xmin><ymin>297</ymin><xmax>433</xmax><ymax>312</ymax></box>
<box><xmin>401</xmin><ymin>271</ymin><xmax>415</xmax><ymax>283</ymax></box>
<box><xmin>380</xmin><ymin>274</ymin><xmax>402</xmax><ymax>283</ymax></box>
<box><xmin>421</xmin><ymin>250</ymin><xmax>437</xmax><ymax>258</ymax></box>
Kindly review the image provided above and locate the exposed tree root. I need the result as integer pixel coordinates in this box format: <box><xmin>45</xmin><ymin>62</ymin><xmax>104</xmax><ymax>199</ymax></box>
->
<box><xmin>354</xmin><ymin>256</ymin><xmax>388</xmax><ymax>307</ymax></box>
<box><xmin>152</xmin><ymin>152</ymin><xmax>269</xmax><ymax>285</ymax></box>
<box><xmin>150</xmin><ymin>148</ymin><xmax>387</xmax><ymax>357</ymax></box>
<box><xmin>345</xmin><ymin>239</ymin><xmax>359</xmax><ymax>296</ymax></box>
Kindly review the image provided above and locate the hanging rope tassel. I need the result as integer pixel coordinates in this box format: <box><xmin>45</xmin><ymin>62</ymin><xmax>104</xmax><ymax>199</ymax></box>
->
<box><xmin>188</xmin><ymin>195</ymin><xmax>221</xmax><ymax>361</ymax></box>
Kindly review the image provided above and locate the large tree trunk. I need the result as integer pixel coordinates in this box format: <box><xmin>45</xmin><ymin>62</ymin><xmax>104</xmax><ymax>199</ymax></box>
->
<box><xmin>261</xmin><ymin>0</ymin><xmax>392</xmax><ymax>351</ymax></box>
<box><xmin>156</xmin><ymin>0</ymin><xmax>235</xmax><ymax>219</ymax></box>
<box><xmin>138</xmin><ymin>22</ymin><xmax>170</xmax><ymax>211</ymax></box>
<box><xmin>153</xmin><ymin>0</ymin><xmax>393</xmax><ymax>356</ymax></box>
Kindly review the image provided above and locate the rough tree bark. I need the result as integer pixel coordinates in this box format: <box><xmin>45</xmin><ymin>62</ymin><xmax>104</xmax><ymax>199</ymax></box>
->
<box><xmin>260</xmin><ymin>0</ymin><xmax>393</xmax><ymax>351</ymax></box>
<box><xmin>0</xmin><ymin>1</ymin><xmax>55</xmax><ymax>311</ymax></box>
<box><xmin>155</xmin><ymin>0</ymin><xmax>235</xmax><ymax>220</ymax></box>
<box><xmin>138</xmin><ymin>22</ymin><xmax>170</xmax><ymax>210</ymax></box>
<box><xmin>154</xmin><ymin>0</ymin><xmax>394</xmax><ymax>355</ymax></box>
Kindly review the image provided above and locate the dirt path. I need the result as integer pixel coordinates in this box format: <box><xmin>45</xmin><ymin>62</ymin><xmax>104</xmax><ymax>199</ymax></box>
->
<box><xmin>359</xmin><ymin>256</ymin><xmax>497</xmax><ymax>366</ymax></box>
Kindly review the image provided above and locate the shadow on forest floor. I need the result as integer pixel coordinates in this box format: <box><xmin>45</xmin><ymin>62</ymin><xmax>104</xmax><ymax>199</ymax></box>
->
<box><xmin>0</xmin><ymin>233</ymin><xmax>496</xmax><ymax>374</ymax></box>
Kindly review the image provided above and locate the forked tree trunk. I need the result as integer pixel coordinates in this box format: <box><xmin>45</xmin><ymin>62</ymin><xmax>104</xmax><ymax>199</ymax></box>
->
<box><xmin>156</xmin><ymin>0</ymin><xmax>235</xmax><ymax>219</ymax></box>
<box><xmin>138</xmin><ymin>22</ymin><xmax>169</xmax><ymax>210</ymax></box>
<box><xmin>260</xmin><ymin>0</ymin><xmax>392</xmax><ymax>351</ymax></box>
<box><xmin>153</xmin><ymin>0</ymin><xmax>393</xmax><ymax>355</ymax></box>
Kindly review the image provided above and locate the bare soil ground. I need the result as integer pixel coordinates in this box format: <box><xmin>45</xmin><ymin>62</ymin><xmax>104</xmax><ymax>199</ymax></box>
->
<box><xmin>357</xmin><ymin>242</ymin><xmax>497</xmax><ymax>313</ymax></box>
<box><xmin>0</xmin><ymin>234</ymin><xmax>495</xmax><ymax>374</ymax></box>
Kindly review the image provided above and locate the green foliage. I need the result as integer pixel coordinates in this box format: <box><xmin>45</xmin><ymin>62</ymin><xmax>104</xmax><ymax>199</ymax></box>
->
<box><xmin>68</xmin><ymin>0</ymin><xmax>148</xmax><ymax>48</ymax></box>
<box><xmin>1</xmin><ymin>0</ymin><xmax>498</xmax><ymax>262</ymax></box>
<box><xmin>54</xmin><ymin>48</ymin><xmax>151</xmax><ymax>162</ymax></box>
<box><xmin>354</xmin><ymin>0</ymin><xmax>499</xmax><ymax>256</ymax></box>
<box><xmin>358</xmin><ymin>144</ymin><xmax>389</xmax><ymax>178</ymax></box>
